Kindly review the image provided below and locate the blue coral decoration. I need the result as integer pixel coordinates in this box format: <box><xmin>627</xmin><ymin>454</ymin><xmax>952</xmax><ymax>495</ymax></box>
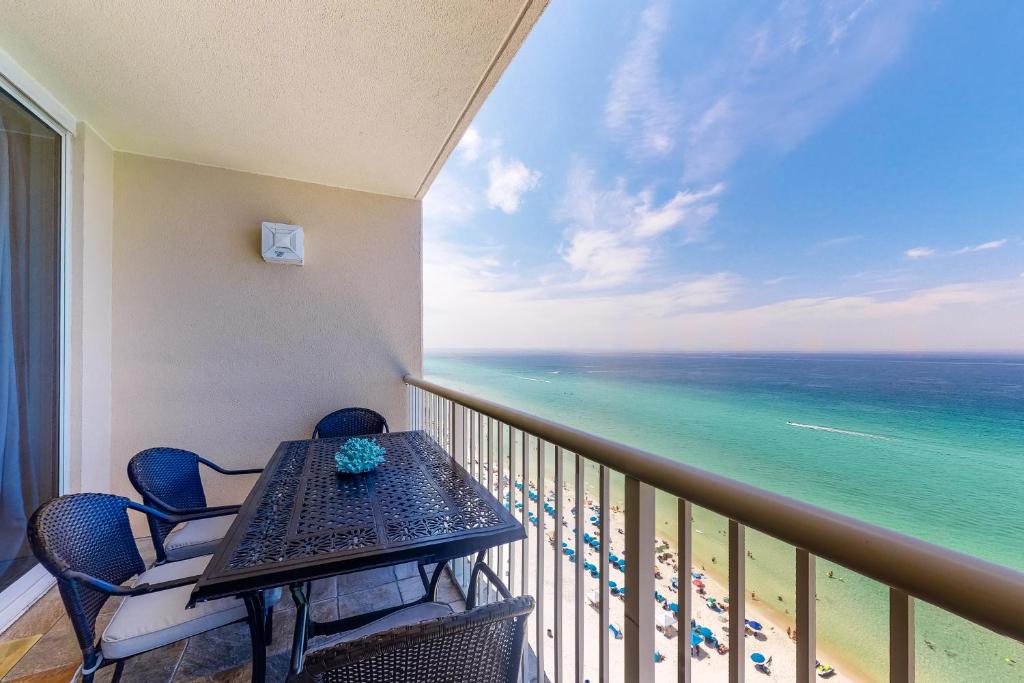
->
<box><xmin>335</xmin><ymin>438</ymin><xmax>386</xmax><ymax>474</ymax></box>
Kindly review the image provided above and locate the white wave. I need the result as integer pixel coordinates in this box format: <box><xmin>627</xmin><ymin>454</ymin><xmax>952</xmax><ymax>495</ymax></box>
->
<box><xmin>786</xmin><ymin>422</ymin><xmax>888</xmax><ymax>439</ymax></box>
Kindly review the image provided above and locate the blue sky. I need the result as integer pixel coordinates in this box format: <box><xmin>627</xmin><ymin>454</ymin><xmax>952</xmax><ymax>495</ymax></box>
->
<box><xmin>423</xmin><ymin>0</ymin><xmax>1024</xmax><ymax>352</ymax></box>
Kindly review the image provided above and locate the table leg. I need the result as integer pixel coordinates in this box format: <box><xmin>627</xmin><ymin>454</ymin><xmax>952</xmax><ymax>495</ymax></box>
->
<box><xmin>243</xmin><ymin>592</ymin><xmax>267</xmax><ymax>683</ymax></box>
<box><xmin>289</xmin><ymin>583</ymin><xmax>310</xmax><ymax>676</ymax></box>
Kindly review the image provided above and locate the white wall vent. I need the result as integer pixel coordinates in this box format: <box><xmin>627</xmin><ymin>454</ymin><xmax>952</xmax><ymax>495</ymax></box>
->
<box><xmin>261</xmin><ymin>222</ymin><xmax>304</xmax><ymax>265</ymax></box>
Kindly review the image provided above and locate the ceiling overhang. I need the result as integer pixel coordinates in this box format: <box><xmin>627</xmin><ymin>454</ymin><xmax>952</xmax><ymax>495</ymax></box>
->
<box><xmin>0</xmin><ymin>1</ymin><xmax>546</xmax><ymax>199</ymax></box>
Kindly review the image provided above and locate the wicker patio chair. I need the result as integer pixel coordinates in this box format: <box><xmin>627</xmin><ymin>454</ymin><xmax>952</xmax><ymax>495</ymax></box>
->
<box><xmin>127</xmin><ymin>447</ymin><xmax>261</xmax><ymax>564</ymax></box>
<box><xmin>289</xmin><ymin>557</ymin><xmax>533</xmax><ymax>683</ymax></box>
<box><xmin>312</xmin><ymin>407</ymin><xmax>389</xmax><ymax>439</ymax></box>
<box><xmin>27</xmin><ymin>493</ymin><xmax>272</xmax><ymax>683</ymax></box>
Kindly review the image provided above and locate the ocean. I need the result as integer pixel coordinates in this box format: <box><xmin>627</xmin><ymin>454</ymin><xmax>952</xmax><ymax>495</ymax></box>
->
<box><xmin>424</xmin><ymin>352</ymin><xmax>1024</xmax><ymax>682</ymax></box>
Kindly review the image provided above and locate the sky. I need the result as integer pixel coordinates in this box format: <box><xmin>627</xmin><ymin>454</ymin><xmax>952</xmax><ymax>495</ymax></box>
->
<box><xmin>422</xmin><ymin>0</ymin><xmax>1024</xmax><ymax>352</ymax></box>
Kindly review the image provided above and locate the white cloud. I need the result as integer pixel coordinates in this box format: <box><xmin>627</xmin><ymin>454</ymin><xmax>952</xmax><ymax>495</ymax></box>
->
<box><xmin>562</xmin><ymin>230</ymin><xmax>652</xmax><ymax>289</ymax></box>
<box><xmin>605</xmin><ymin>1</ymin><xmax>924</xmax><ymax>183</ymax></box>
<box><xmin>423</xmin><ymin>175</ymin><xmax>477</xmax><ymax>230</ymax></box>
<box><xmin>764</xmin><ymin>276</ymin><xmax>796</xmax><ymax>285</ymax></box>
<box><xmin>905</xmin><ymin>247</ymin><xmax>935</xmax><ymax>260</ymax></box>
<box><xmin>557</xmin><ymin>163</ymin><xmax>723</xmax><ymax>288</ymax></box>
<box><xmin>425</xmin><ymin>277</ymin><xmax>1024</xmax><ymax>352</ymax></box>
<box><xmin>486</xmin><ymin>157</ymin><xmax>541</xmax><ymax>214</ymax></box>
<box><xmin>605</xmin><ymin>0</ymin><xmax>676</xmax><ymax>156</ymax></box>
<box><xmin>808</xmin><ymin>235</ymin><xmax>862</xmax><ymax>252</ymax></box>
<box><xmin>954</xmin><ymin>239</ymin><xmax>1007</xmax><ymax>254</ymax></box>
<box><xmin>633</xmin><ymin>184</ymin><xmax>725</xmax><ymax>239</ymax></box>
<box><xmin>455</xmin><ymin>127</ymin><xmax>483</xmax><ymax>163</ymax></box>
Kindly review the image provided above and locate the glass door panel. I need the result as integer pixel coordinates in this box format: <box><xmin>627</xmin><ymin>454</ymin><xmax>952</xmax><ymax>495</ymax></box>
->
<box><xmin>0</xmin><ymin>86</ymin><xmax>61</xmax><ymax>593</ymax></box>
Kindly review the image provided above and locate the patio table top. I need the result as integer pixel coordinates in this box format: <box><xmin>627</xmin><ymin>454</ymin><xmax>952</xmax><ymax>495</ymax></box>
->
<box><xmin>191</xmin><ymin>429</ymin><xmax>524</xmax><ymax>603</ymax></box>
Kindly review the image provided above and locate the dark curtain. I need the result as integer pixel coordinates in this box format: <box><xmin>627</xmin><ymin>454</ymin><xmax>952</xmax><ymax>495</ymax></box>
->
<box><xmin>0</xmin><ymin>91</ymin><xmax>60</xmax><ymax>594</ymax></box>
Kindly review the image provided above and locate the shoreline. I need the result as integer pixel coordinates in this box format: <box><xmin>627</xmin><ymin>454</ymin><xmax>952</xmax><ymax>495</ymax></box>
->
<box><xmin>505</xmin><ymin>469</ymin><xmax>868</xmax><ymax>682</ymax></box>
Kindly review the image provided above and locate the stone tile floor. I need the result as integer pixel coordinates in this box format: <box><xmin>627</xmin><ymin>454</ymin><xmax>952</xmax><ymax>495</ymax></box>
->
<box><xmin>0</xmin><ymin>539</ymin><xmax>465</xmax><ymax>683</ymax></box>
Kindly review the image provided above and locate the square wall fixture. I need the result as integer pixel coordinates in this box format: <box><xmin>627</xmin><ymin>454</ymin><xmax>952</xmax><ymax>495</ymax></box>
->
<box><xmin>262</xmin><ymin>222</ymin><xmax>304</xmax><ymax>265</ymax></box>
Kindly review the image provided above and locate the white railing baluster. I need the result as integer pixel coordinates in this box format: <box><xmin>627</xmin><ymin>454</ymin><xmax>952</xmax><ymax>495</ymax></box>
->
<box><xmin>890</xmin><ymin>588</ymin><xmax>914</xmax><ymax>683</ymax></box>
<box><xmin>520</xmin><ymin>430</ymin><xmax>529</xmax><ymax>683</ymax></box>
<box><xmin>536</xmin><ymin>438</ymin><xmax>546</xmax><ymax>682</ymax></box>
<box><xmin>796</xmin><ymin>548</ymin><xmax>816</xmax><ymax>683</ymax></box>
<box><xmin>554</xmin><ymin>446</ymin><xmax>564</xmax><ymax>683</ymax></box>
<box><xmin>678</xmin><ymin>499</ymin><xmax>692</xmax><ymax>683</ymax></box>
<box><xmin>599</xmin><ymin>466</ymin><xmax>610</xmax><ymax>683</ymax></box>
<box><xmin>498</xmin><ymin>422</ymin><xmax>506</xmax><ymax>590</ymax></box>
<box><xmin>624</xmin><ymin>476</ymin><xmax>655</xmax><ymax>682</ymax></box>
<box><xmin>728</xmin><ymin>520</ymin><xmax>746</xmax><ymax>683</ymax></box>
<box><xmin>574</xmin><ymin>453</ymin><xmax>585</xmax><ymax>683</ymax></box>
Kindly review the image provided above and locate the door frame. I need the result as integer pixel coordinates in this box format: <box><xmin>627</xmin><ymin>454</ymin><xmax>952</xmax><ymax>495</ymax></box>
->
<box><xmin>0</xmin><ymin>51</ymin><xmax>74</xmax><ymax>633</ymax></box>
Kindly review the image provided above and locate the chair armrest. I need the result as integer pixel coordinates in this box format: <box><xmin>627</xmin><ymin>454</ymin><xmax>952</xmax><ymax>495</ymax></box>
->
<box><xmin>467</xmin><ymin>554</ymin><xmax>513</xmax><ymax>609</ymax></box>
<box><xmin>127</xmin><ymin>499</ymin><xmax>239</xmax><ymax>523</ymax></box>
<box><xmin>197</xmin><ymin>456</ymin><xmax>262</xmax><ymax>476</ymax></box>
<box><xmin>62</xmin><ymin>569</ymin><xmax>199</xmax><ymax>596</ymax></box>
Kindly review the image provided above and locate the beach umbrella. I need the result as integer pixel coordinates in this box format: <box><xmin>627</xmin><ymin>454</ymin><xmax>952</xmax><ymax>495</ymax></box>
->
<box><xmin>669</xmin><ymin>603</ymin><xmax>679</xmax><ymax>612</ymax></box>
<box><xmin>655</xmin><ymin>612</ymin><xmax>674</xmax><ymax>629</ymax></box>
<box><xmin>609</xmin><ymin>554</ymin><xmax>618</xmax><ymax>562</ymax></box>
<box><xmin>746</xmin><ymin>620</ymin><xmax>763</xmax><ymax>631</ymax></box>
<box><xmin>590</xmin><ymin>516</ymin><xmax>598</xmax><ymax>522</ymax></box>
<box><xmin>751</xmin><ymin>653</ymin><xmax>766</xmax><ymax>664</ymax></box>
<box><xmin>608</xmin><ymin>581</ymin><xmax>617</xmax><ymax>588</ymax></box>
<box><xmin>692</xmin><ymin>579</ymin><xmax>704</xmax><ymax>587</ymax></box>
<box><xmin>697</xmin><ymin>626</ymin><xmax>714</xmax><ymax>638</ymax></box>
<box><xmin>690</xmin><ymin>631</ymin><xmax>702</xmax><ymax>647</ymax></box>
<box><xmin>590</xmin><ymin>570</ymin><xmax>600</xmax><ymax>579</ymax></box>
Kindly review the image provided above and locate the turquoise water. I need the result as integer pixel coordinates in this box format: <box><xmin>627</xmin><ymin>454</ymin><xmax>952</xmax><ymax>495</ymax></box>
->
<box><xmin>424</xmin><ymin>352</ymin><xmax>1024</xmax><ymax>681</ymax></box>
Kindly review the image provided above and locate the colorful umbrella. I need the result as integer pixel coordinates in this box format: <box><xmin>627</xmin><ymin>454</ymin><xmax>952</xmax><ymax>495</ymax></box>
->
<box><xmin>746</xmin><ymin>620</ymin><xmax>763</xmax><ymax>631</ymax></box>
<box><xmin>751</xmin><ymin>653</ymin><xmax>766</xmax><ymax>664</ymax></box>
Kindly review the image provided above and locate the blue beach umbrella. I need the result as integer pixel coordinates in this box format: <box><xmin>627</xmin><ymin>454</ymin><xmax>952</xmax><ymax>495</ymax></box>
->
<box><xmin>669</xmin><ymin>603</ymin><xmax>679</xmax><ymax>612</ymax></box>
<box><xmin>751</xmin><ymin>653</ymin><xmax>766</xmax><ymax>664</ymax></box>
<box><xmin>746</xmin><ymin>620</ymin><xmax>763</xmax><ymax>631</ymax></box>
<box><xmin>608</xmin><ymin>581</ymin><xmax>617</xmax><ymax>588</ymax></box>
<box><xmin>698</xmin><ymin>626</ymin><xmax>714</xmax><ymax>638</ymax></box>
<box><xmin>690</xmin><ymin>631</ymin><xmax>702</xmax><ymax>647</ymax></box>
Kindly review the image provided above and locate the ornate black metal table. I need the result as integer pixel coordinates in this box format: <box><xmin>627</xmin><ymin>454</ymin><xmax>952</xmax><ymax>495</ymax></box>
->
<box><xmin>190</xmin><ymin>430</ymin><xmax>524</xmax><ymax>681</ymax></box>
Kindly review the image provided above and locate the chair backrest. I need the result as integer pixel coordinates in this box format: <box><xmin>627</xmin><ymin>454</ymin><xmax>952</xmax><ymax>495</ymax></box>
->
<box><xmin>295</xmin><ymin>595</ymin><xmax>534</xmax><ymax>683</ymax></box>
<box><xmin>127</xmin><ymin>447</ymin><xmax>208</xmax><ymax>556</ymax></box>
<box><xmin>312</xmin><ymin>408</ymin><xmax>389</xmax><ymax>439</ymax></box>
<box><xmin>27</xmin><ymin>494</ymin><xmax>145</xmax><ymax>651</ymax></box>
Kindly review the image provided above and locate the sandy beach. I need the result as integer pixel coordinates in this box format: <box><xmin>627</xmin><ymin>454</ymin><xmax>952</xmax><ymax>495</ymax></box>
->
<box><xmin>495</xmin><ymin>471</ymin><xmax>866</xmax><ymax>682</ymax></box>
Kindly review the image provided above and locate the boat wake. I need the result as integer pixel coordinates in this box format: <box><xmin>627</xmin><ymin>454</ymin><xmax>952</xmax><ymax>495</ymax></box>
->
<box><xmin>511</xmin><ymin>375</ymin><xmax>552</xmax><ymax>384</ymax></box>
<box><xmin>786</xmin><ymin>422</ymin><xmax>888</xmax><ymax>439</ymax></box>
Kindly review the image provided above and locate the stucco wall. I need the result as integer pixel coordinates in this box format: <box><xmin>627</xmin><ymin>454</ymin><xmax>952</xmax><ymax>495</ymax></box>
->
<box><xmin>110</xmin><ymin>154</ymin><xmax>422</xmax><ymax>505</ymax></box>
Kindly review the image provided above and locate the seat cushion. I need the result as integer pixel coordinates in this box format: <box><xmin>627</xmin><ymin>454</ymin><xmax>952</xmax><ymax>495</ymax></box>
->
<box><xmin>164</xmin><ymin>514</ymin><xmax>236</xmax><ymax>561</ymax></box>
<box><xmin>101</xmin><ymin>555</ymin><xmax>246</xmax><ymax>660</ymax></box>
<box><xmin>329</xmin><ymin>602</ymin><xmax>453</xmax><ymax>645</ymax></box>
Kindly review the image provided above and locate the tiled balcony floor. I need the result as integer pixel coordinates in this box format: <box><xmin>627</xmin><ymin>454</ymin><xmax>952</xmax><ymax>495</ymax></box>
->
<box><xmin>0</xmin><ymin>540</ymin><xmax>465</xmax><ymax>683</ymax></box>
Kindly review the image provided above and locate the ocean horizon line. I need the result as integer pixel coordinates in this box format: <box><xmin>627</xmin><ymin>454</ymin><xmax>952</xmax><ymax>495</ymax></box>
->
<box><xmin>425</xmin><ymin>348</ymin><xmax>1024</xmax><ymax>361</ymax></box>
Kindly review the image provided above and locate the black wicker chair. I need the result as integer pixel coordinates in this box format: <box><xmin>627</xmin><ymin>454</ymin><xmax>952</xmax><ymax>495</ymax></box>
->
<box><xmin>312</xmin><ymin>408</ymin><xmax>389</xmax><ymax>439</ymax></box>
<box><xmin>127</xmin><ymin>447</ymin><xmax>261</xmax><ymax>564</ymax></box>
<box><xmin>289</xmin><ymin>557</ymin><xmax>534</xmax><ymax>683</ymax></box>
<box><xmin>27</xmin><ymin>493</ymin><xmax>272</xmax><ymax>683</ymax></box>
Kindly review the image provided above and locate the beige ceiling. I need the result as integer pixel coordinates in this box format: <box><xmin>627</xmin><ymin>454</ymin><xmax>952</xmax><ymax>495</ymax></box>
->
<box><xmin>0</xmin><ymin>1</ymin><xmax>546</xmax><ymax>198</ymax></box>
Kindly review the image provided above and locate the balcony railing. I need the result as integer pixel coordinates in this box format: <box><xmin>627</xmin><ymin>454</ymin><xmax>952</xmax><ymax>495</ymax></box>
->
<box><xmin>404</xmin><ymin>375</ymin><xmax>1024</xmax><ymax>683</ymax></box>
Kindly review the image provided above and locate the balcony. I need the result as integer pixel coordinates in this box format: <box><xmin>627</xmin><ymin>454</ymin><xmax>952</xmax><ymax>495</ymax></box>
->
<box><xmin>1</xmin><ymin>2</ymin><xmax>1023</xmax><ymax>683</ymax></box>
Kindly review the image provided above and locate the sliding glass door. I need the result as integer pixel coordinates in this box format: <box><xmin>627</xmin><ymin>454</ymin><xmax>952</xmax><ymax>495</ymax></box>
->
<box><xmin>0</xmin><ymin>85</ymin><xmax>62</xmax><ymax>595</ymax></box>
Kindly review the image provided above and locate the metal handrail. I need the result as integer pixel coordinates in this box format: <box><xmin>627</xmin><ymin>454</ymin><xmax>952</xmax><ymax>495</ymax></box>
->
<box><xmin>404</xmin><ymin>375</ymin><xmax>1024</xmax><ymax>643</ymax></box>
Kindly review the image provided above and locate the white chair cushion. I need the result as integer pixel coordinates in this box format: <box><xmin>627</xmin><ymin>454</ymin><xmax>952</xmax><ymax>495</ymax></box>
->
<box><xmin>330</xmin><ymin>602</ymin><xmax>453</xmax><ymax>644</ymax></box>
<box><xmin>101</xmin><ymin>554</ymin><xmax>246</xmax><ymax>660</ymax></box>
<box><xmin>164</xmin><ymin>514</ymin><xmax>236</xmax><ymax>561</ymax></box>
